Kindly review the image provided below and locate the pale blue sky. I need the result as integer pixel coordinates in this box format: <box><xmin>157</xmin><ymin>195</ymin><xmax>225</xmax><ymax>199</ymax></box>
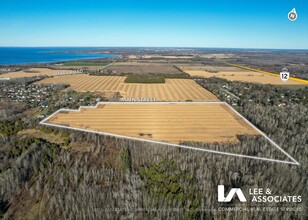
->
<box><xmin>0</xmin><ymin>0</ymin><xmax>307</xmax><ymax>49</ymax></box>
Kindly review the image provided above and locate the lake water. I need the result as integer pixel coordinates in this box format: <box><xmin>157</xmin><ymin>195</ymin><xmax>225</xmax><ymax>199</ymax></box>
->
<box><xmin>0</xmin><ymin>47</ymin><xmax>117</xmax><ymax>65</ymax></box>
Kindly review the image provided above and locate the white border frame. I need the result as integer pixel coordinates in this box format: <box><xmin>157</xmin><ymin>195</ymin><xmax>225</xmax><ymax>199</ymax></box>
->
<box><xmin>40</xmin><ymin>102</ymin><xmax>299</xmax><ymax>165</ymax></box>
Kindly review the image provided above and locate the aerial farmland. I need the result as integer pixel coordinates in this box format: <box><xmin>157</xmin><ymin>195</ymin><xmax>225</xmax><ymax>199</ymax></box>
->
<box><xmin>36</xmin><ymin>74</ymin><xmax>218</xmax><ymax>101</ymax></box>
<box><xmin>179</xmin><ymin>64</ymin><xmax>306</xmax><ymax>85</ymax></box>
<box><xmin>1</xmin><ymin>1</ymin><xmax>308</xmax><ymax>218</ymax></box>
<box><xmin>101</xmin><ymin>62</ymin><xmax>182</xmax><ymax>74</ymax></box>
<box><xmin>45</xmin><ymin>102</ymin><xmax>258</xmax><ymax>144</ymax></box>
<box><xmin>0</xmin><ymin>68</ymin><xmax>65</xmax><ymax>79</ymax></box>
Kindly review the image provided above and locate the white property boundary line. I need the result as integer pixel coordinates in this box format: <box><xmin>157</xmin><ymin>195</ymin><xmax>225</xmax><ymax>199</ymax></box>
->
<box><xmin>40</xmin><ymin>102</ymin><xmax>299</xmax><ymax>165</ymax></box>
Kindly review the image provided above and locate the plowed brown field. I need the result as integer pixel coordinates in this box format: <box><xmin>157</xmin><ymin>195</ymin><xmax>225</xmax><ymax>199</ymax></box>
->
<box><xmin>47</xmin><ymin>103</ymin><xmax>258</xmax><ymax>144</ymax></box>
<box><xmin>102</xmin><ymin>62</ymin><xmax>182</xmax><ymax>74</ymax></box>
<box><xmin>36</xmin><ymin>75</ymin><xmax>218</xmax><ymax>101</ymax></box>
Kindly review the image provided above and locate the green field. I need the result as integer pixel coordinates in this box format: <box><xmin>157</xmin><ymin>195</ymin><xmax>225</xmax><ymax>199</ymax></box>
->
<box><xmin>62</xmin><ymin>61</ymin><xmax>111</xmax><ymax>66</ymax></box>
<box><xmin>124</xmin><ymin>74</ymin><xmax>165</xmax><ymax>83</ymax></box>
<box><xmin>124</xmin><ymin>73</ymin><xmax>191</xmax><ymax>84</ymax></box>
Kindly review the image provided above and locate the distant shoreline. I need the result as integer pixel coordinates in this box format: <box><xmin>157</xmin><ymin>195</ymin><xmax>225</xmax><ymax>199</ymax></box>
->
<box><xmin>0</xmin><ymin>47</ymin><xmax>118</xmax><ymax>65</ymax></box>
<box><xmin>0</xmin><ymin>46</ymin><xmax>307</xmax><ymax>51</ymax></box>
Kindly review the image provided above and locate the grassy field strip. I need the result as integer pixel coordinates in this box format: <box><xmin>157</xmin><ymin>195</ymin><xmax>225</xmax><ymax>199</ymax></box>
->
<box><xmin>62</xmin><ymin>61</ymin><xmax>112</xmax><ymax>66</ymax></box>
<box><xmin>40</xmin><ymin>102</ymin><xmax>299</xmax><ymax>165</ymax></box>
<box><xmin>225</xmin><ymin>62</ymin><xmax>308</xmax><ymax>84</ymax></box>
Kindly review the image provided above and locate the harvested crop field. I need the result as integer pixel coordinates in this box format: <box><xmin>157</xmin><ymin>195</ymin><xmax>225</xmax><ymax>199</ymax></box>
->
<box><xmin>0</xmin><ymin>68</ymin><xmax>67</xmax><ymax>79</ymax></box>
<box><xmin>102</xmin><ymin>62</ymin><xmax>182</xmax><ymax>74</ymax></box>
<box><xmin>179</xmin><ymin>64</ymin><xmax>305</xmax><ymax>85</ymax></box>
<box><xmin>36</xmin><ymin>75</ymin><xmax>218</xmax><ymax>101</ymax></box>
<box><xmin>185</xmin><ymin>70</ymin><xmax>305</xmax><ymax>85</ymax></box>
<box><xmin>45</xmin><ymin>103</ymin><xmax>258</xmax><ymax>144</ymax></box>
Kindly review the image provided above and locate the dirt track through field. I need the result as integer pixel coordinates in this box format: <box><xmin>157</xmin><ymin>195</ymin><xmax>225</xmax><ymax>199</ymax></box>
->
<box><xmin>47</xmin><ymin>103</ymin><xmax>258</xmax><ymax>144</ymax></box>
<box><xmin>36</xmin><ymin>75</ymin><xmax>218</xmax><ymax>101</ymax></box>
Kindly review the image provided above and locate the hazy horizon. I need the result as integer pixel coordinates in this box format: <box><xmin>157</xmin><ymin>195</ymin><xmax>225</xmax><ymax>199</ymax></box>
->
<box><xmin>0</xmin><ymin>46</ymin><xmax>308</xmax><ymax>51</ymax></box>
